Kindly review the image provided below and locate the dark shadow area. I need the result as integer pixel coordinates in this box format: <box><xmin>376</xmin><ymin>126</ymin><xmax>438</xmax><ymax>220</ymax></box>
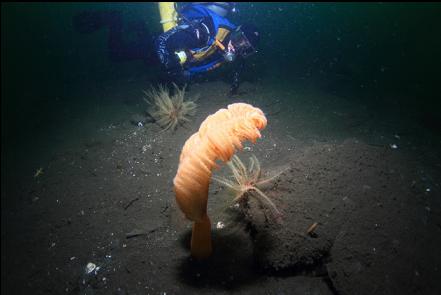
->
<box><xmin>175</xmin><ymin>205</ymin><xmax>334</xmax><ymax>291</ymax></box>
<box><xmin>176</xmin><ymin>228</ymin><xmax>260</xmax><ymax>290</ymax></box>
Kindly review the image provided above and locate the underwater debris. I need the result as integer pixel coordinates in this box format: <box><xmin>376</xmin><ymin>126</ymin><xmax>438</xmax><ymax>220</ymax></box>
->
<box><xmin>85</xmin><ymin>262</ymin><xmax>99</xmax><ymax>275</ymax></box>
<box><xmin>307</xmin><ymin>222</ymin><xmax>319</xmax><ymax>236</ymax></box>
<box><xmin>216</xmin><ymin>221</ymin><xmax>225</xmax><ymax>229</ymax></box>
<box><xmin>130</xmin><ymin>113</ymin><xmax>151</xmax><ymax>127</ymax></box>
<box><xmin>34</xmin><ymin>167</ymin><xmax>44</xmax><ymax>178</ymax></box>
<box><xmin>123</xmin><ymin>197</ymin><xmax>139</xmax><ymax>210</ymax></box>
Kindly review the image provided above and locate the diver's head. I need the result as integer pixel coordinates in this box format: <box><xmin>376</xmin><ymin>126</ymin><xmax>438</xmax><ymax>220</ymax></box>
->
<box><xmin>223</xmin><ymin>24</ymin><xmax>260</xmax><ymax>62</ymax></box>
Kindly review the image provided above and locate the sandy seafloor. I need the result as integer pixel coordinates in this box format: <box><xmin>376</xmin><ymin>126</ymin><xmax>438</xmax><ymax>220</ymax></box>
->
<box><xmin>2</xmin><ymin>76</ymin><xmax>441</xmax><ymax>295</ymax></box>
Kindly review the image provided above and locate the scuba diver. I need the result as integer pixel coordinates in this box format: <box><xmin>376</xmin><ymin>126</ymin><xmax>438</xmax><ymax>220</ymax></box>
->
<box><xmin>155</xmin><ymin>2</ymin><xmax>260</xmax><ymax>95</ymax></box>
<box><xmin>72</xmin><ymin>3</ymin><xmax>259</xmax><ymax>94</ymax></box>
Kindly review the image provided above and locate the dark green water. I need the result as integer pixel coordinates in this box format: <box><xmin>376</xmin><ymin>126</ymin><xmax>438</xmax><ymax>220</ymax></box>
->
<box><xmin>2</xmin><ymin>3</ymin><xmax>441</xmax><ymax>141</ymax></box>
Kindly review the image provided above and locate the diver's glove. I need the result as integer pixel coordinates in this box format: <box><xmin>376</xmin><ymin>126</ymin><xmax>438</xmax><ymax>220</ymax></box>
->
<box><xmin>174</xmin><ymin>51</ymin><xmax>188</xmax><ymax>65</ymax></box>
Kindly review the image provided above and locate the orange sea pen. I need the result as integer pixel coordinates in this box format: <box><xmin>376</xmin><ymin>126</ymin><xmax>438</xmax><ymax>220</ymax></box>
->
<box><xmin>173</xmin><ymin>103</ymin><xmax>267</xmax><ymax>259</ymax></box>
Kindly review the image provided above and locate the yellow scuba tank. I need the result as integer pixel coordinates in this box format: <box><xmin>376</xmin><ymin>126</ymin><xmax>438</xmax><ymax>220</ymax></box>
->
<box><xmin>158</xmin><ymin>2</ymin><xmax>178</xmax><ymax>32</ymax></box>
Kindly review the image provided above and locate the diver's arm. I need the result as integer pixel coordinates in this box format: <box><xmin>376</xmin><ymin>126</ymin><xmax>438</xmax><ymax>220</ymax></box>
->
<box><xmin>229</xmin><ymin>56</ymin><xmax>245</xmax><ymax>95</ymax></box>
<box><xmin>155</xmin><ymin>22</ymin><xmax>209</xmax><ymax>76</ymax></box>
<box><xmin>155</xmin><ymin>26</ymin><xmax>188</xmax><ymax>75</ymax></box>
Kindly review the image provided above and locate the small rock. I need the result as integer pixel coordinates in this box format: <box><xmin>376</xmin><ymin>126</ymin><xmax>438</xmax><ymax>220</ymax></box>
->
<box><xmin>130</xmin><ymin>114</ymin><xmax>147</xmax><ymax>126</ymax></box>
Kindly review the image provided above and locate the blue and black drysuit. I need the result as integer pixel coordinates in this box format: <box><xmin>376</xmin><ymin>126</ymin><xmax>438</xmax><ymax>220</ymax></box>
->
<box><xmin>155</xmin><ymin>4</ymin><xmax>245</xmax><ymax>94</ymax></box>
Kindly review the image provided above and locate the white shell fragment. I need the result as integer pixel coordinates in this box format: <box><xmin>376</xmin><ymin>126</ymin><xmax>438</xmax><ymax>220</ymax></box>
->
<box><xmin>216</xmin><ymin>221</ymin><xmax>225</xmax><ymax>229</ymax></box>
<box><xmin>85</xmin><ymin>262</ymin><xmax>97</xmax><ymax>274</ymax></box>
